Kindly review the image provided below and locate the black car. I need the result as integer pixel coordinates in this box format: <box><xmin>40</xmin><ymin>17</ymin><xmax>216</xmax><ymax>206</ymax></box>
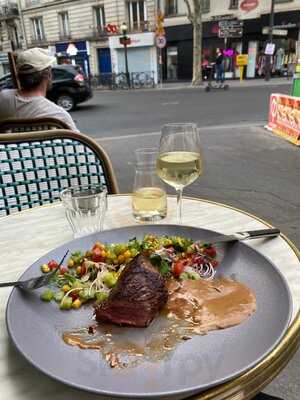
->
<box><xmin>0</xmin><ymin>64</ymin><xmax>92</xmax><ymax>111</ymax></box>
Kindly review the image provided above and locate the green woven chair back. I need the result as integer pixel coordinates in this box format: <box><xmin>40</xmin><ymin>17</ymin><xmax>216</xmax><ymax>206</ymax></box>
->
<box><xmin>0</xmin><ymin>117</ymin><xmax>70</xmax><ymax>133</ymax></box>
<box><xmin>0</xmin><ymin>130</ymin><xmax>118</xmax><ymax>216</ymax></box>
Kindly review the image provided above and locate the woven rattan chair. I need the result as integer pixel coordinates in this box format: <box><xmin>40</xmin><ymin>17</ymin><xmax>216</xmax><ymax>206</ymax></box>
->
<box><xmin>0</xmin><ymin>129</ymin><xmax>119</xmax><ymax>216</ymax></box>
<box><xmin>0</xmin><ymin>117</ymin><xmax>71</xmax><ymax>133</ymax></box>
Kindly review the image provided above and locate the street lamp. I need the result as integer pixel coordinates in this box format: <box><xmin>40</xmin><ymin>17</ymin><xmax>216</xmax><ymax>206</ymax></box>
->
<box><xmin>120</xmin><ymin>22</ymin><xmax>131</xmax><ymax>88</ymax></box>
<box><xmin>265</xmin><ymin>0</ymin><xmax>275</xmax><ymax>81</ymax></box>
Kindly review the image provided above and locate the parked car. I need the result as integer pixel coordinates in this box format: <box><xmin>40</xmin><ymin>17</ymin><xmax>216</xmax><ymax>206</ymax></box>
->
<box><xmin>0</xmin><ymin>73</ymin><xmax>13</xmax><ymax>90</ymax></box>
<box><xmin>0</xmin><ymin>64</ymin><xmax>92</xmax><ymax>111</ymax></box>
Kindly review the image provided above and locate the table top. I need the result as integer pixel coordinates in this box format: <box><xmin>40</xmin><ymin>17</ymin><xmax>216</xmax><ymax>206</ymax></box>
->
<box><xmin>1</xmin><ymin>195</ymin><xmax>300</xmax><ymax>400</ymax></box>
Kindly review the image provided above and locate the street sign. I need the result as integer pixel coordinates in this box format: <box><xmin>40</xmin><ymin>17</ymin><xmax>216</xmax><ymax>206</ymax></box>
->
<box><xmin>265</xmin><ymin>43</ymin><xmax>275</xmax><ymax>56</ymax></box>
<box><xmin>263</xmin><ymin>27</ymin><xmax>288</xmax><ymax>36</ymax></box>
<box><xmin>156</xmin><ymin>35</ymin><xmax>166</xmax><ymax>49</ymax></box>
<box><xmin>66</xmin><ymin>43</ymin><xmax>78</xmax><ymax>56</ymax></box>
<box><xmin>236</xmin><ymin>54</ymin><xmax>248</xmax><ymax>66</ymax></box>
<box><xmin>218</xmin><ymin>20</ymin><xmax>243</xmax><ymax>38</ymax></box>
<box><xmin>156</xmin><ymin>10</ymin><xmax>165</xmax><ymax>36</ymax></box>
<box><xmin>119</xmin><ymin>37</ymin><xmax>131</xmax><ymax>46</ymax></box>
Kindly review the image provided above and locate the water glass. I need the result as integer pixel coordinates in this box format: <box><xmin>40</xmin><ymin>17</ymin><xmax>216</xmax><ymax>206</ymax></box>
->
<box><xmin>132</xmin><ymin>148</ymin><xmax>167</xmax><ymax>222</ymax></box>
<box><xmin>60</xmin><ymin>185</ymin><xmax>107</xmax><ymax>238</ymax></box>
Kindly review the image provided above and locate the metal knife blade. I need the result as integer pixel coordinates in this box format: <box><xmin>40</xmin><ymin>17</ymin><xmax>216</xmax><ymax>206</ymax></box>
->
<box><xmin>197</xmin><ymin>228</ymin><xmax>280</xmax><ymax>246</ymax></box>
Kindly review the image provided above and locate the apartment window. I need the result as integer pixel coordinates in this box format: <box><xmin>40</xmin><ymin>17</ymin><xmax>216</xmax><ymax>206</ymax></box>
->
<box><xmin>165</xmin><ymin>0</ymin><xmax>178</xmax><ymax>16</ymax></box>
<box><xmin>127</xmin><ymin>1</ymin><xmax>147</xmax><ymax>31</ymax></box>
<box><xmin>229</xmin><ymin>0</ymin><xmax>239</xmax><ymax>9</ymax></box>
<box><xmin>32</xmin><ymin>17</ymin><xmax>45</xmax><ymax>41</ymax></box>
<box><xmin>59</xmin><ymin>12</ymin><xmax>70</xmax><ymax>37</ymax></box>
<box><xmin>202</xmin><ymin>0</ymin><xmax>210</xmax><ymax>13</ymax></box>
<box><xmin>94</xmin><ymin>6</ymin><xmax>106</xmax><ymax>31</ymax></box>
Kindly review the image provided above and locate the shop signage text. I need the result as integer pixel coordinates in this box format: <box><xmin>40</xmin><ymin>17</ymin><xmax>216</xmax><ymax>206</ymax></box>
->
<box><xmin>273</xmin><ymin>23</ymin><xmax>297</xmax><ymax>29</ymax></box>
<box><xmin>262</xmin><ymin>27</ymin><xmax>288</xmax><ymax>36</ymax></box>
<box><xmin>109</xmin><ymin>32</ymin><xmax>155</xmax><ymax>49</ymax></box>
<box><xmin>211</xmin><ymin>14</ymin><xmax>235</xmax><ymax>21</ymax></box>
<box><xmin>218</xmin><ymin>20</ymin><xmax>243</xmax><ymax>38</ymax></box>
<box><xmin>240</xmin><ymin>0</ymin><xmax>259</xmax><ymax>12</ymax></box>
<box><xmin>268</xmin><ymin>94</ymin><xmax>300</xmax><ymax>146</ymax></box>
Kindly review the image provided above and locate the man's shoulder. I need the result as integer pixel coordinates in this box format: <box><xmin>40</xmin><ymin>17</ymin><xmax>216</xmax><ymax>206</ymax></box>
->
<box><xmin>38</xmin><ymin>97</ymin><xmax>69</xmax><ymax>115</ymax></box>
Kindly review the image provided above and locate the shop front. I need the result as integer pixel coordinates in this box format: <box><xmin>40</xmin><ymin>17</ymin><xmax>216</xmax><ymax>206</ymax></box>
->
<box><xmin>243</xmin><ymin>11</ymin><xmax>299</xmax><ymax>79</ymax></box>
<box><xmin>55</xmin><ymin>40</ymin><xmax>91</xmax><ymax>77</ymax></box>
<box><xmin>108</xmin><ymin>32</ymin><xmax>158</xmax><ymax>83</ymax></box>
<box><xmin>164</xmin><ymin>21</ymin><xmax>243</xmax><ymax>81</ymax></box>
<box><xmin>164</xmin><ymin>10</ymin><xmax>300</xmax><ymax>81</ymax></box>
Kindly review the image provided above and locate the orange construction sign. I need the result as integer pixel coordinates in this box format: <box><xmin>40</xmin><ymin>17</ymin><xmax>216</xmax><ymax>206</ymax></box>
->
<box><xmin>156</xmin><ymin>10</ymin><xmax>165</xmax><ymax>36</ymax></box>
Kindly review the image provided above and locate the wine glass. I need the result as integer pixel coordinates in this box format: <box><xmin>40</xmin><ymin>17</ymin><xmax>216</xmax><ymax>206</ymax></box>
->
<box><xmin>156</xmin><ymin>123</ymin><xmax>203</xmax><ymax>223</ymax></box>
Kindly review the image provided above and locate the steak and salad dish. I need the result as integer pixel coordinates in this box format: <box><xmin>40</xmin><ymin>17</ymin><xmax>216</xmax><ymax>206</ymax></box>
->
<box><xmin>39</xmin><ymin>234</ymin><xmax>256</xmax><ymax>368</ymax></box>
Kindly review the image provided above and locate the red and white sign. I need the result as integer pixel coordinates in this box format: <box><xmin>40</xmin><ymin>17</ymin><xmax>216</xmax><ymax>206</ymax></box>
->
<box><xmin>240</xmin><ymin>0</ymin><xmax>259</xmax><ymax>12</ymax></box>
<box><xmin>268</xmin><ymin>94</ymin><xmax>300</xmax><ymax>145</ymax></box>
<box><xmin>105</xmin><ymin>24</ymin><xmax>118</xmax><ymax>34</ymax></box>
<box><xmin>156</xmin><ymin>36</ymin><xmax>166</xmax><ymax>49</ymax></box>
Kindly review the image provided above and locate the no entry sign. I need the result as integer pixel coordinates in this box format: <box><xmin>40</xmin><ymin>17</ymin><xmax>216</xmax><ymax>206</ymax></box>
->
<box><xmin>156</xmin><ymin>36</ymin><xmax>166</xmax><ymax>49</ymax></box>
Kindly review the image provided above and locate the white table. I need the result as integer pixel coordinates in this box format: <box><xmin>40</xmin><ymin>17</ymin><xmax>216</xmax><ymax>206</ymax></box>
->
<box><xmin>1</xmin><ymin>195</ymin><xmax>300</xmax><ymax>400</ymax></box>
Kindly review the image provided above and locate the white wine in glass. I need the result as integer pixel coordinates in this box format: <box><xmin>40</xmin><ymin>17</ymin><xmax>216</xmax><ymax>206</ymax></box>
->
<box><xmin>156</xmin><ymin>124</ymin><xmax>202</xmax><ymax>223</ymax></box>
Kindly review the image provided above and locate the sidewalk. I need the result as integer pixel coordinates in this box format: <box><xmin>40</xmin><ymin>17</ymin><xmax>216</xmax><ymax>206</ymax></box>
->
<box><xmin>160</xmin><ymin>77</ymin><xmax>292</xmax><ymax>90</ymax></box>
<box><xmin>94</xmin><ymin>77</ymin><xmax>292</xmax><ymax>92</ymax></box>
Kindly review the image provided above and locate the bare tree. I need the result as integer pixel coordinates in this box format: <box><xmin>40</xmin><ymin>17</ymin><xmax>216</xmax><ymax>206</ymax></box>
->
<box><xmin>183</xmin><ymin>0</ymin><xmax>203</xmax><ymax>86</ymax></box>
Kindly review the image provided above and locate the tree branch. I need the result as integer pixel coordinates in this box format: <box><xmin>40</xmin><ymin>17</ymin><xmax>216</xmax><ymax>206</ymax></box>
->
<box><xmin>183</xmin><ymin>0</ymin><xmax>193</xmax><ymax>23</ymax></box>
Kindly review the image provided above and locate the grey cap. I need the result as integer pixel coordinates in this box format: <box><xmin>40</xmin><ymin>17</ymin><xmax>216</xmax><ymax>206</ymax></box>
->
<box><xmin>17</xmin><ymin>48</ymin><xmax>56</xmax><ymax>74</ymax></box>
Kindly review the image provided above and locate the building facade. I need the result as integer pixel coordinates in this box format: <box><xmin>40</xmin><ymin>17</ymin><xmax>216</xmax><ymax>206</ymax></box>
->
<box><xmin>19</xmin><ymin>0</ymin><xmax>158</xmax><ymax>81</ymax></box>
<box><xmin>0</xmin><ymin>0</ymin><xmax>24</xmax><ymax>75</ymax></box>
<box><xmin>161</xmin><ymin>0</ymin><xmax>300</xmax><ymax>80</ymax></box>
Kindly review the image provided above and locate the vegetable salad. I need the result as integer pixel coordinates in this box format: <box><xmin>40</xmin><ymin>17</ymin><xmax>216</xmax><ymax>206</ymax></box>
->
<box><xmin>40</xmin><ymin>235</ymin><xmax>219</xmax><ymax>310</ymax></box>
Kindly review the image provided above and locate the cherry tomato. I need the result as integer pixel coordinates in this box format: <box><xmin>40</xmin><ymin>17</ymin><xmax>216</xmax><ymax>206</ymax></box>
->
<box><xmin>204</xmin><ymin>247</ymin><xmax>217</xmax><ymax>258</ymax></box>
<box><xmin>48</xmin><ymin>260</ymin><xmax>58</xmax><ymax>270</ymax></box>
<box><xmin>192</xmin><ymin>254</ymin><xmax>204</xmax><ymax>265</ymax></box>
<box><xmin>70</xmin><ymin>292</ymin><xmax>78</xmax><ymax>301</ymax></box>
<box><xmin>92</xmin><ymin>247</ymin><xmax>103</xmax><ymax>262</ymax></box>
<box><xmin>59</xmin><ymin>266</ymin><xmax>68</xmax><ymax>275</ymax></box>
<box><xmin>173</xmin><ymin>260</ymin><xmax>186</xmax><ymax>277</ymax></box>
<box><xmin>211</xmin><ymin>260</ymin><xmax>219</xmax><ymax>268</ymax></box>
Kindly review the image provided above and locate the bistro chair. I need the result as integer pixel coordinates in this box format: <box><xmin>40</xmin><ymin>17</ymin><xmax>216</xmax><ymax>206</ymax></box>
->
<box><xmin>0</xmin><ymin>117</ymin><xmax>71</xmax><ymax>133</ymax></box>
<box><xmin>0</xmin><ymin>129</ymin><xmax>119</xmax><ymax>216</ymax></box>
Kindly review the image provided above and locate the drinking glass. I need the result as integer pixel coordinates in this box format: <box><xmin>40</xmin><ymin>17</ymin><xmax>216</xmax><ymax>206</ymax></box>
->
<box><xmin>132</xmin><ymin>148</ymin><xmax>167</xmax><ymax>222</ymax></box>
<box><xmin>156</xmin><ymin>123</ymin><xmax>203</xmax><ymax>223</ymax></box>
<box><xmin>60</xmin><ymin>185</ymin><xmax>107</xmax><ymax>238</ymax></box>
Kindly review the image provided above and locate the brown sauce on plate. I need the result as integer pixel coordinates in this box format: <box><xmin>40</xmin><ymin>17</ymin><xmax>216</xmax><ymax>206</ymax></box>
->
<box><xmin>63</xmin><ymin>277</ymin><xmax>256</xmax><ymax>368</ymax></box>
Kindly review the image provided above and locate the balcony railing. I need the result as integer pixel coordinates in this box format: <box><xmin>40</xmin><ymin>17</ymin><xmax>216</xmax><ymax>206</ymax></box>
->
<box><xmin>59</xmin><ymin>32</ymin><xmax>72</xmax><ymax>41</ymax></box>
<box><xmin>30</xmin><ymin>36</ymin><xmax>48</xmax><ymax>46</ymax></box>
<box><xmin>92</xmin><ymin>27</ymin><xmax>108</xmax><ymax>39</ymax></box>
<box><xmin>25</xmin><ymin>0</ymin><xmax>42</xmax><ymax>8</ymax></box>
<box><xmin>0</xmin><ymin>4</ymin><xmax>19</xmax><ymax>20</ymax></box>
<box><xmin>128</xmin><ymin>20</ymin><xmax>152</xmax><ymax>33</ymax></box>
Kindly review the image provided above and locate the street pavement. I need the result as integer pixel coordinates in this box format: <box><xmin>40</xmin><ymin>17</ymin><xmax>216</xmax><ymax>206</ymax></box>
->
<box><xmin>71</xmin><ymin>82</ymin><xmax>300</xmax><ymax>400</ymax></box>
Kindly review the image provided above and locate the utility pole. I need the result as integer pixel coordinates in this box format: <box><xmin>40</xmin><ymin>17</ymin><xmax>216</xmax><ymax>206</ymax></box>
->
<box><xmin>17</xmin><ymin>0</ymin><xmax>28</xmax><ymax>49</ymax></box>
<box><xmin>265</xmin><ymin>0</ymin><xmax>275</xmax><ymax>81</ymax></box>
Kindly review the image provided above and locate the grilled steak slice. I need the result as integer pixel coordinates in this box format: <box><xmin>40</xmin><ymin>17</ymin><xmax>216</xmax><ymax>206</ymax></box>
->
<box><xmin>95</xmin><ymin>254</ymin><xmax>168</xmax><ymax>327</ymax></box>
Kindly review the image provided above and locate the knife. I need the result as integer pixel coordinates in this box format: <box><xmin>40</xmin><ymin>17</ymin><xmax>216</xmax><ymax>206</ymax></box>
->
<box><xmin>197</xmin><ymin>228</ymin><xmax>280</xmax><ymax>246</ymax></box>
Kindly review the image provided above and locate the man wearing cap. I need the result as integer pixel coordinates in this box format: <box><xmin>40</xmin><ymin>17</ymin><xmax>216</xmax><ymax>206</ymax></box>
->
<box><xmin>0</xmin><ymin>48</ymin><xmax>78</xmax><ymax>131</ymax></box>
